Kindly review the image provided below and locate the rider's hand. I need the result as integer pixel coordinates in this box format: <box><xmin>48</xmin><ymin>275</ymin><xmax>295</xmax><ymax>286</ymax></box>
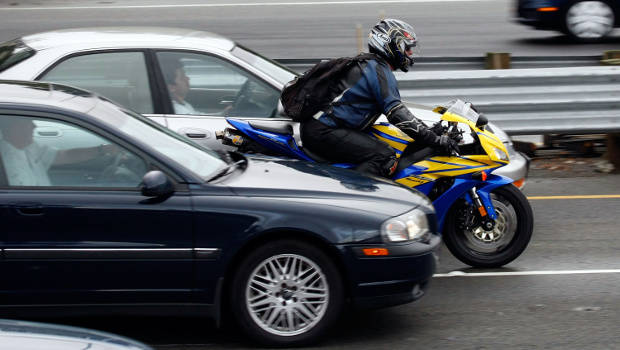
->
<box><xmin>429</xmin><ymin>121</ymin><xmax>445</xmax><ymax>136</ymax></box>
<box><xmin>437</xmin><ymin>134</ymin><xmax>460</xmax><ymax>154</ymax></box>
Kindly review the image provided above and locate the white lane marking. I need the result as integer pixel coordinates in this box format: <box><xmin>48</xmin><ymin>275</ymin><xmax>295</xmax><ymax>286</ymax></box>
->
<box><xmin>0</xmin><ymin>0</ymin><xmax>495</xmax><ymax>11</ymax></box>
<box><xmin>528</xmin><ymin>194</ymin><xmax>620</xmax><ymax>200</ymax></box>
<box><xmin>434</xmin><ymin>269</ymin><xmax>620</xmax><ymax>277</ymax></box>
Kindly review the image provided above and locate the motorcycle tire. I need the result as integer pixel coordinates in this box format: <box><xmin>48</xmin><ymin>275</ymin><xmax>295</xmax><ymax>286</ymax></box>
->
<box><xmin>443</xmin><ymin>184</ymin><xmax>534</xmax><ymax>268</ymax></box>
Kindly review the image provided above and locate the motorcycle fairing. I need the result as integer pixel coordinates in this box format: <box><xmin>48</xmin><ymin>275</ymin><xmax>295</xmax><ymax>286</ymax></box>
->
<box><xmin>432</xmin><ymin>174</ymin><xmax>513</xmax><ymax>232</ymax></box>
<box><xmin>369</xmin><ymin>123</ymin><xmax>412</xmax><ymax>154</ymax></box>
<box><xmin>394</xmin><ymin>155</ymin><xmax>505</xmax><ymax>188</ymax></box>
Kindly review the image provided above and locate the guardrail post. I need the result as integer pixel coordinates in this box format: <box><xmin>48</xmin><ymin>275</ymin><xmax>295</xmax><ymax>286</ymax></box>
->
<box><xmin>601</xmin><ymin>50</ymin><xmax>620</xmax><ymax>65</ymax></box>
<box><xmin>356</xmin><ymin>23</ymin><xmax>363</xmax><ymax>54</ymax></box>
<box><xmin>486</xmin><ymin>52</ymin><xmax>511</xmax><ymax>69</ymax></box>
<box><xmin>605</xmin><ymin>133</ymin><xmax>620</xmax><ymax>172</ymax></box>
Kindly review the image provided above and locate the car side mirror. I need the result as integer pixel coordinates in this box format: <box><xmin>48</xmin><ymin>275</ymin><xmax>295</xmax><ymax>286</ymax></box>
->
<box><xmin>141</xmin><ymin>170</ymin><xmax>174</xmax><ymax>198</ymax></box>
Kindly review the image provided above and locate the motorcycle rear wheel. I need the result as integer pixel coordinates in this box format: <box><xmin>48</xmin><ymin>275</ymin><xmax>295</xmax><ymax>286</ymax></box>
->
<box><xmin>443</xmin><ymin>184</ymin><xmax>534</xmax><ymax>268</ymax></box>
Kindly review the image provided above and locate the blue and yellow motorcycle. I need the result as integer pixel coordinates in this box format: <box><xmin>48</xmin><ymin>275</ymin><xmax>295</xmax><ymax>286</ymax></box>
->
<box><xmin>218</xmin><ymin>100</ymin><xmax>533</xmax><ymax>267</ymax></box>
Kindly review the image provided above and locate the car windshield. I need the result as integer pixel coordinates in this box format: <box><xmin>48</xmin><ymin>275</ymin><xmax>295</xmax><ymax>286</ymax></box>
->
<box><xmin>231</xmin><ymin>45</ymin><xmax>297</xmax><ymax>85</ymax></box>
<box><xmin>0</xmin><ymin>39</ymin><xmax>35</xmax><ymax>72</ymax></box>
<box><xmin>88</xmin><ymin>98</ymin><xmax>227</xmax><ymax>181</ymax></box>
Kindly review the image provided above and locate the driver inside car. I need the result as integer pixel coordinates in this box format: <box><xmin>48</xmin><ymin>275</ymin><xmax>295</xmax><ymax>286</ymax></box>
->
<box><xmin>161</xmin><ymin>57</ymin><xmax>200</xmax><ymax>115</ymax></box>
<box><xmin>0</xmin><ymin>117</ymin><xmax>119</xmax><ymax>186</ymax></box>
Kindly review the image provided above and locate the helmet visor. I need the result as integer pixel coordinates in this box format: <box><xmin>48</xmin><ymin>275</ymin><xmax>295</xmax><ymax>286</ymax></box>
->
<box><xmin>403</xmin><ymin>42</ymin><xmax>421</xmax><ymax>60</ymax></box>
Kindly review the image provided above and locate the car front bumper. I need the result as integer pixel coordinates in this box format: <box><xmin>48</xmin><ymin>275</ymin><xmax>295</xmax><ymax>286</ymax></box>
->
<box><xmin>340</xmin><ymin>235</ymin><xmax>441</xmax><ymax>309</ymax></box>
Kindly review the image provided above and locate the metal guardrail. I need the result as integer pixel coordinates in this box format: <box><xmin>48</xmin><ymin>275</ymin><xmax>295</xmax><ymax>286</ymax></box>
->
<box><xmin>275</xmin><ymin>55</ymin><xmax>604</xmax><ymax>73</ymax></box>
<box><xmin>394</xmin><ymin>66</ymin><xmax>620</xmax><ymax>135</ymax></box>
<box><xmin>278</xmin><ymin>58</ymin><xmax>620</xmax><ymax>135</ymax></box>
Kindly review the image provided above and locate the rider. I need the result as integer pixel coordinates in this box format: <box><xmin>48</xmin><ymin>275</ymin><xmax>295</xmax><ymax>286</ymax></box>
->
<box><xmin>300</xmin><ymin>18</ymin><xmax>458</xmax><ymax>177</ymax></box>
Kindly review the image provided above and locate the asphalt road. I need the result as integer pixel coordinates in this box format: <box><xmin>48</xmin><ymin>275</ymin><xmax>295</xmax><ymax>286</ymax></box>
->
<box><xmin>1</xmin><ymin>0</ymin><xmax>619</xmax><ymax>59</ymax></box>
<box><xmin>29</xmin><ymin>172</ymin><xmax>620</xmax><ymax>349</ymax></box>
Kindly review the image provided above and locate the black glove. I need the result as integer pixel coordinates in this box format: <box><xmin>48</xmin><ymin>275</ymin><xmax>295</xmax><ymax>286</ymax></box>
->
<box><xmin>429</xmin><ymin>121</ymin><xmax>446</xmax><ymax>136</ymax></box>
<box><xmin>436</xmin><ymin>134</ymin><xmax>460</xmax><ymax>154</ymax></box>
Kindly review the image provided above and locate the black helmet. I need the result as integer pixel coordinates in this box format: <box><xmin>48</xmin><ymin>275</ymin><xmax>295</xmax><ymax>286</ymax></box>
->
<box><xmin>368</xmin><ymin>18</ymin><xmax>418</xmax><ymax>72</ymax></box>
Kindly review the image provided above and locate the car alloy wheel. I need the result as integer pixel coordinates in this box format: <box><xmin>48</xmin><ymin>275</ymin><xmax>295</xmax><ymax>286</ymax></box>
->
<box><xmin>246</xmin><ymin>254</ymin><xmax>329</xmax><ymax>336</ymax></box>
<box><xmin>565</xmin><ymin>1</ymin><xmax>615</xmax><ymax>41</ymax></box>
<box><xmin>231</xmin><ymin>239</ymin><xmax>343</xmax><ymax>347</ymax></box>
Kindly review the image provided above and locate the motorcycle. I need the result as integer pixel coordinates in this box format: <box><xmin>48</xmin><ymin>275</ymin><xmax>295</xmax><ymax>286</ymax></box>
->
<box><xmin>217</xmin><ymin>99</ymin><xmax>533</xmax><ymax>268</ymax></box>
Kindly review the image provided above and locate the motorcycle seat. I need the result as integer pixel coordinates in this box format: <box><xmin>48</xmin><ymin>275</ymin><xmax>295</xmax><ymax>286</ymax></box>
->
<box><xmin>248</xmin><ymin>121</ymin><xmax>293</xmax><ymax>135</ymax></box>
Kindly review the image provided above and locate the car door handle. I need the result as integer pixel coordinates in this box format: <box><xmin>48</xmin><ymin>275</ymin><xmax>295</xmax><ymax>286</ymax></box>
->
<box><xmin>12</xmin><ymin>203</ymin><xmax>44</xmax><ymax>216</ymax></box>
<box><xmin>37</xmin><ymin>131</ymin><xmax>60</xmax><ymax>137</ymax></box>
<box><xmin>185</xmin><ymin>133</ymin><xmax>207</xmax><ymax>139</ymax></box>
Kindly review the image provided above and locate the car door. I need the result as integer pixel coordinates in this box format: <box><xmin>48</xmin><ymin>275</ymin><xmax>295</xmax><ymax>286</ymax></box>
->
<box><xmin>153</xmin><ymin>50</ymin><xmax>286</xmax><ymax>149</ymax></box>
<box><xmin>0</xmin><ymin>113</ymin><xmax>194</xmax><ymax>305</ymax></box>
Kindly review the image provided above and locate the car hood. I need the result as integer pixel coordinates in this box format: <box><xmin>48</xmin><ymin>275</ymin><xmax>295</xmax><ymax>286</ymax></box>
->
<box><xmin>219</xmin><ymin>156</ymin><xmax>431</xmax><ymax>217</ymax></box>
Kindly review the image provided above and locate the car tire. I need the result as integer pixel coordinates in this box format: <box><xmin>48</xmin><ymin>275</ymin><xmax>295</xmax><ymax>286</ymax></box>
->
<box><xmin>443</xmin><ymin>184</ymin><xmax>534</xmax><ymax>268</ymax></box>
<box><xmin>230</xmin><ymin>239</ymin><xmax>344</xmax><ymax>347</ymax></box>
<box><xmin>563</xmin><ymin>0</ymin><xmax>616</xmax><ymax>42</ymax></box>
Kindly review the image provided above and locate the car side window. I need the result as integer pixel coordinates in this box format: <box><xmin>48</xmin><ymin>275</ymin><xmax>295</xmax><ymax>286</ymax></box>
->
<box><xmin>0</xmin><ymin>115</ymin><xmax>148</xmax><ymax>188</ymax></box>
<box><xmin>156</xmin><ymin>51</ymin><xmax>280</xmax><ymax>118</ymax></box>
<box><xmin>40</xmin><ymin>52</ymin><xmax>154</xmax><ymax>114</ymax></box>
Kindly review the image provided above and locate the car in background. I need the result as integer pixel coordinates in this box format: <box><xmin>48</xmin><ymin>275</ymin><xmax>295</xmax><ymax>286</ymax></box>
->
<box><xmin>0</xmin><ymin>27</ymin><xmax>528</xmax><ymax>187</ymax></box>
<box><xmin>0</xmin><ymin>319</ymin><xmax>152</xmax><ymax>350</ymax></box>
<box><xmin>515</xmin><ymin>0</ymin><xmax>619</xmax><ymax>42</ymax></box>
<box><xmin>0</xmin><ymin>80</ymin><xmax>440</xmax><ymax>346</ymax></box>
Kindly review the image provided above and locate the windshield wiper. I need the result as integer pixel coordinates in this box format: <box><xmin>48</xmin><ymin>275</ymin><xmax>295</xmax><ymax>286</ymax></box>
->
<box><xmin>208</xmin><ymin>159</ymin><xmax>246</xmax><ymax>182</ymax></box>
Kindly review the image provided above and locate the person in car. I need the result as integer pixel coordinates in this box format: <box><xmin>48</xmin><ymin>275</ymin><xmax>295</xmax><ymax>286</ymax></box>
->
<box><xmin>300</xmin><ymin>19</ymin><xmax>458</xmax><ymax>177</ymax></box>
<box><xmin>161</xmin><ymin>57</ymin><xmax>198</xmax><ymax>115</ymax></box>
<box><xmin>0</xmin><ymin>117</ymin><xmax>117</xmax><ymax>186</ymax></box>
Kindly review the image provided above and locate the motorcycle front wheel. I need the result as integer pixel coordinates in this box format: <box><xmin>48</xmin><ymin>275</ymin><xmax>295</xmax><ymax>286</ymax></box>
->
<box><xmin>443</xmin><ymin>184</ymin><xmax>534</xmax><ymax>268</ymax></box>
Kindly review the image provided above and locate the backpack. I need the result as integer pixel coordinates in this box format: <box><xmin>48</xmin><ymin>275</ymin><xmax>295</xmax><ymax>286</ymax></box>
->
<box><xmin>280</xmin><ymin>53</ymin><xmax>376</xmax><ymax>122</ymax></box>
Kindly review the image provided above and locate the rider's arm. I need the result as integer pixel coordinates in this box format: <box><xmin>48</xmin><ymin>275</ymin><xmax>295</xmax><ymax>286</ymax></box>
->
<box><xmin>386</xmin><ymin>104</ymin><xmax>439</xmax><ymax>144</ymax></box>
<box><xmin>369</xmin><ymin>62</ymin><xmax>401</xmax><ymax>113</ymax></box>
<box><xmin>369</xmin><ymin>62</ymin><xmax>439</xmax><ymax>144</ymax></box>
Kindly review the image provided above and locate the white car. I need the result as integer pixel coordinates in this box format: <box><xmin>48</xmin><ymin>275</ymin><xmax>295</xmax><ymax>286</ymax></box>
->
<box><xmin>0</xmin><ymin>27</ymin><xmax>528</xmax><ymax>187</ymax></box>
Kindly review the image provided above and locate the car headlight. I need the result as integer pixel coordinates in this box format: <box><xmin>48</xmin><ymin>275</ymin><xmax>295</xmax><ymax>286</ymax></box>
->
<box><xmin>494</xmin><ymin>148</ymin><xmax>509</xmax><ymax>161</ymax></box>
<box><xmin>381</xmin><ymin>209</ymin><xmax>430</xmax><ymax>243</ymax></box>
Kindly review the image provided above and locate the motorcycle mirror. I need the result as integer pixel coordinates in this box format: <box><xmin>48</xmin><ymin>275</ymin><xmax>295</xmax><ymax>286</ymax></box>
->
<box><xmin>476</xmin><ymin>114</ymin><xmax>488</xmax><ymax>129</ymax></box>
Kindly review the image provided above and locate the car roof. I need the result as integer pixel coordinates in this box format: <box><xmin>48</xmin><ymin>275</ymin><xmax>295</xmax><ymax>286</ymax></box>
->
<box><xmin>0</xmin><ymin>80</ymin><xmax>98</xmax><ymax>113</ymax></box>
<box><xmin>20</xmin><ymin>27</ymin><xmax>236</xmax><ymax>52</ymax></box>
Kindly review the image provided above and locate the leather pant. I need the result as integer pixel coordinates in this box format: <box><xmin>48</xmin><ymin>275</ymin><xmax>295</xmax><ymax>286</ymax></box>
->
<box><xmin>300</xmin><ymin>118</ymin><xmax>396</xmax><ymax>177</ymax></box>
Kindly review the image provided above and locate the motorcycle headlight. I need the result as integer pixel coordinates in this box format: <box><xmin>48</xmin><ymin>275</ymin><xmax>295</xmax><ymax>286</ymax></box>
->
<box><xmin>494</xmin><ymin>148</ymin><xmax>509</xmax><ymax>161</ymax></box>
<box><xmin>381</xmin><ymin>209</ymin><xmax>430</xmax><ymax>243</ymax></box>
